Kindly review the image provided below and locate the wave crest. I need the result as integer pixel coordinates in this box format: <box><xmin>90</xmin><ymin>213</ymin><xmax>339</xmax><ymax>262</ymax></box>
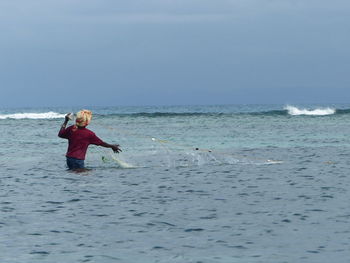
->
<box><xmin>284</xmin><ymin>105</ymin><xmax>336</xmax><ymax>116</ymax></box>
<box><xmin>0</xmin><ymin>112</ymin><xmax>65</xmax><ymax>120</ymax></box>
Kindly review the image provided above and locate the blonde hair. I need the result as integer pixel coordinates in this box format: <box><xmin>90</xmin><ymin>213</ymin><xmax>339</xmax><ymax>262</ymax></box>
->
<box><xmin>75</xmin><ymin>109</ymin><xmax>92</xmax><ymax>127</ymax></box>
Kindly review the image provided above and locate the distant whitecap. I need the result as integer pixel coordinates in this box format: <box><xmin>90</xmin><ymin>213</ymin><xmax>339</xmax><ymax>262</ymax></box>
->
<box><xmin>284</xmin><ymin>105</ymin><xmax>336</xmax><ymax>116</ymax></box>
<box><xmin>0</xmin><ymin>112</ymin><xmax>65</xmax><ymax>119</ymax></box>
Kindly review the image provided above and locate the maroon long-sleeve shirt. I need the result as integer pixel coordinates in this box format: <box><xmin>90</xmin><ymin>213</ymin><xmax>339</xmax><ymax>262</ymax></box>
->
<box><xmin>58</xmin><ymin>125</ymin><xmax>104</xmax><ymax>160</ymax></box>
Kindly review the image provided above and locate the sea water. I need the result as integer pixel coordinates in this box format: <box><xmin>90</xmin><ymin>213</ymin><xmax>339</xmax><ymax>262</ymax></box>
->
<box><xmin>1</xmin><ymin>104</ymin><xmax>350</xmax><ymax>263</ymax></box>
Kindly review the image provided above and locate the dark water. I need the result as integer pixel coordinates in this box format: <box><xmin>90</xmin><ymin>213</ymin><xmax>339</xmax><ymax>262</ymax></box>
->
<box><xmin>1</xmin><ymin>104</ymin><xmax>350</xmax><ymax>262</ymax></box>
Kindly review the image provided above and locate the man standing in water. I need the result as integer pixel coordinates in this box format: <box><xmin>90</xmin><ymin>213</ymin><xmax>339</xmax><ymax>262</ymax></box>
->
<box><xmin>58</xmin><ymin>109</ymin><xmax>121</xmax><ymax>170</ymax></box>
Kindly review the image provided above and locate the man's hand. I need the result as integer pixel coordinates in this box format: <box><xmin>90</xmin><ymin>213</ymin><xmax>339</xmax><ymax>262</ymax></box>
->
<box><xmin>111</xmin><ymin>144</ymin><xmax>122</xmax><ymax>153</ymax></box>
<box><xmin>65</xmin><ymin>113</ymin><xmax>72</xmax><ymax>122</ymax></box>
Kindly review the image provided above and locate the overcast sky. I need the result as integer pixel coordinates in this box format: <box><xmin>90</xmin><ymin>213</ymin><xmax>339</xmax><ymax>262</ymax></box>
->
<box><xmin>0</xmin><ymin>0</ymin><xmax>349</xmax><ymax>107</ymax></box>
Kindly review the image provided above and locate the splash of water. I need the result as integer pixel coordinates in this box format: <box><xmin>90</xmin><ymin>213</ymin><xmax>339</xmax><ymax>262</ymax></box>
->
<box><xmin>285</xmin><ymin>105</ymin><xmax>335</xmax><ymax>116</ymax></box>
<box><xmin>0</xmin><ymin>112</ymin><xmax>65</xmax><ymax>119</ymax></box>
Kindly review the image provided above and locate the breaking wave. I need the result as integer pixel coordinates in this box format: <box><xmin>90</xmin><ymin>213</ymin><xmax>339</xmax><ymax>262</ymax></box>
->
<box><xmin>0</xmin><ymin>112</ymin><xmax>65</xmax><ymax>120</ymax></box>
<box><xmin>284</xmin><ymin>105</ymin><xmax>336</xmax><ymax>116</ymax></box>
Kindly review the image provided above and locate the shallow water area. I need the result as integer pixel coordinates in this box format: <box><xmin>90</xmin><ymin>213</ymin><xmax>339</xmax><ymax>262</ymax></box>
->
<box><xmin>1</xmin><ymin>104</ymin><xmax>350</xmax><ymax>262</ymax></box>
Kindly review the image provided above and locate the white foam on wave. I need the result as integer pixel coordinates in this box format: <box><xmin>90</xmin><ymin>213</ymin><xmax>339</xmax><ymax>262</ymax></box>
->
<box><xmin>0</xmin><ymin>111</ymin><xmax>65</xmax><ymax>119</ymax></box>
<box><xmin>285</xmin><ymin>105</ymin><xmax>336</xmax><ymax>116</ymax></box>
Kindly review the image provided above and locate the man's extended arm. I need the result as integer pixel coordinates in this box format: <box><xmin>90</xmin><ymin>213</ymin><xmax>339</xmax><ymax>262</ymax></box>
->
<box><xmin>58</xmin><ymin>113</ymin><xmax>72</xmax><ymax>138</ymax></box>
<box><xmin>100</xmin><ymin>142</ymin><xmax>122</xmax><ymax>153</ymax></box>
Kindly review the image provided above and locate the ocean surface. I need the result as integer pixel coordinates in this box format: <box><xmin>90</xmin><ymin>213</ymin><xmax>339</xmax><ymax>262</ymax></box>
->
<box><xmin>1</xmin><ymin>104</ymin><xmax>350</xmax><ymax>263</ymax></box>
